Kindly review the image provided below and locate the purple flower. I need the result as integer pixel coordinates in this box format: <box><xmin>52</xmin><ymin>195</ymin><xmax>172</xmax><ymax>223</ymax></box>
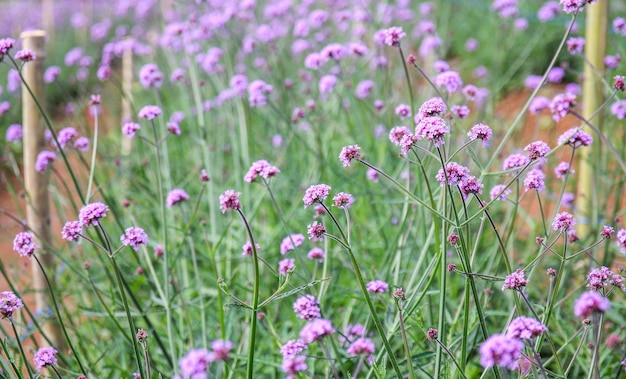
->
<box><xmin>321</xmin><ymin>43</ymin><xmax>346</xmax><ymax>61</ymax></box>
<box><xmin>281</xmin><ymin>340</ymin><xmax>307</xmax><ymax>358</ymax></box>
<box><xmin>318</xmin><ymin>75</ymin><xmax>337</xmax><ymax>94</ymax></box>
<box><xmin>366</xmin><ymin>280</ymin><xmax>389</xmax><ymax>293</ymax></box>
<box><xmin>389</xmin><ymin>126</ymin><xmax>411</xmax><ymax>146</ymax></box>
<box><xmin>600</xmin><ymin>225</ymin><xmax>614</xmax><ymax>240</ymax></box>
<box><xmin>415</xmin><ymin>116</ymin><xmax>450</xmax><ymax>147</ymax></box>
<box><xmin>219</xmin><ymin>190</ymin><xmax>241</xmax><ymax>213</ymax></box>
<box><xmin>139</xmin><ymin>63</ymin><xmax>163</xmax><ymax>89</ymax></box>
<box><xmin>550</xmin><ymin>92</ymin><xmax>577</xmax><ymax>122</ymax></box>
<box><xmin>467</xmin><ymin>123</ymin><xmax>493</xmax><ymax>147</ymax></box>
<box><xmin>332</xmin><ymin>192</ymin><xmax>354</xmax><ymax>209</ymax></box>
<box><xmin>179</xmin><ymin>348</ymin><xmax>214</xmax><ymax>378</ymax></box>
<box><xmin>506</xmin><ymin>316</ymin><xmax>547</xmax><ymax>339</ymax></box>
<box><xmin>587</xmin><ymin>266</ymin><xmax>625</xmax><ymax>291</ymax></box>
<box><xmin>567</xmin><ymin>36</ymin><xmax>585</xmax><ymax>54</ymax></box>
<box><xmin>380</xmin><ymin>26</ymin><xmax>406</xmax><ymax>46</ymax></box>
<box><xmin>74</xmin><ymin>137</ymin><xmax>89</xmax><ymax>151</ymax></box>
<box><xmin>15</xmin><ymin>50</ymin><xmax>36</xmax><ymax>62</ymax></box>
<box><xmin>574</xmin><ymin>290</ymin><xmax>610</xmax><ymax>319</ymax></box>
<box><xmin>416</xmin><ymin>97</ymin><xmax>447</xmax><ymax>121</ymax></box>
<box><xmin>242</xmin><ymin>241</ymin><xmax>260</xmax><ymax>257</ymax></box>
<box><xmin>436</xmin><ymin>162</ymin><xmax>470</xmax><ymax>186</ymax></box>
<box><xmin>614</xmin><ymin>75</ymin><xmax>625</xmax><ymax>92</ymax></box>
<box><xmin>538</xmin><ymin>1</ymin><xmax>561</xmax><ymax>22</ymax></box>
<box><xmin>435</xmin><ymin>71</ymin><xmax>463</xmax><ymax>93</ymax></box>
<box><xmin>560</xmin><ymin>0</ymin><xmax>587</xmax><ymax>14</ymax></box>
<box><xmin>307</xmin><ymin>221</ymin><xmax>326</xmax><ymax>241</ymax></box>
<box><xmin>514</xmin><ymin>17</ymin><xmax>529</xmax><ymax>30</ymax></box>
<box><xmin>523</xmin><ymin>169</ymin><xmax>546</xmax><ymax>192</ymax></box>
<box><xmin>557</xmin><ymin>127</ymin><xmax>593</xmax><ymax>148</ymax></box>
<box><xmin>433</xmin><ymin>60</ymin><xmax>450</xmax><ymax>72</ymax></box>
<box><xmin>122</xmin><ymin>122</ymin><xmax>141</xmax><ymax>137</ymax></box>
<box><xmin>339</xmin><ymin>145</ymin><xmax>363</xmax><ymax>167</ymax></box>
<box><xmin>280</xmin><ymin>234</ymin><xmax>305</xmax><ymax>255</ymax></box>
<box><xmin>547</xmin><ymin>67</ymin><xmax>565</xmax><ymax>83</ymax></box>
<box><xmin>614</xmin><ymin>17</ymin><xmax>626</xmax><ymax>36</ymax></box>
<box><xmin>452</xmin><ymin>105</ymin><xmax>470</xmax><ymax>120</ymax></box>
<box><xmin>395</xmin><ymin>104</ymin><xmax>411</xmax><ymax>119</ymax></box>
<box><xmin>138</xmin><ymin>105</ymin><xmax>162</xmax><ymax>120</ymax></box>
<box><xmin>611</xmin><ymin>100</ymin><xmax>626</xmax><ymax>119</ymax></box>
<box><xmin>605</xmin><ymin>55</ymin><xmax>621</xmax><ymax>70</ymax></box>
<box><xmin>554</xmin><ymin>161</ymin><xmax>574</xmax><ymax>178</ymax></box>
<box><xmin>61</xmin><ymin>221</ymin><xmax>82</xmax><ymax>241</ymax></box>
<box><xmin>167</xmin><ymin>122</ymin><xmax>181</xmax><ymax>135</ymax></box>
<box><xmin>5</xmin><ymin>124</ymin><xmax>22</xmax><ymax>143</ymax></box>
<box><xmin>307</xmin><ymin>247</ymin><xmax>325</xmax><ymax>261</ymax></box>
<box><xmin>524</xmin><ymin>140</ymin><xmax>550</xmax><ymax>160</ymax></box>
<box><xmin>366</xmin><ymin>168</ymin><xmax>379</xmax><ymax>183</ymax></box>
<box><xmin>0</xmin><ymin>291</ymin><xmax>23</xmax><ymax>319</ymax></box>
<box><xmin>552</xmin><ymin>212</ymin><xmax>575</xmax><ymax>231</ymax></box>
<box><xmin>166</xmin><ymin>189</ymin><xmax>189</xmax><ymax>208</ymax></box>
<box><xmin>121</xmin><ymin>227</ymin><xmax>148</xmax><ymax>251</ymax></box>
<box><xmin>529</xmin><ymin>96</ymin><xmax>551</xmax><ymax>114</ymax></box>
<box><xmin>502</xmin><ymin>269</ymin><xmax>527</xmax><ymax>291</ymax></box>
<box><xmin>278</xmin><ymin>258</ymin><xmax>295</xmax><ymax>276</ymax></box>
<box><xmin>35</xmin><ymin>151</ymin><xmax>56</xmax><ymax>172</ymax></box>
<box><xmin>33</xmin><ymin>347</ymin><xmax>58</xmax><ymax>371</ymax></box>
<box><xmin>0</xmin><ymin>38</ymin><xmax>15</xmax><ymax>54</ymax></box>
<box><xmin>490</xmin><ymin>184</ymin><xmax>511</xmax><ymax>201</ymax></box>
<box><xmin>293</xmin><ymin>295</ymin><xmax>321</xmax><ymax>320</ymax></box>
<box><xmin>525</xmin><ymin>75</ymin><xmax>543</xmax><ymax>90</ymax></box>
<box><xmin>479</xmin><ymin>334</ymin><xmax>523</xmax><ymax>370</ymax></box>
<box><xmin>355</xmin><ymin>80</ymin><xmax>374</xmax><ymax>99</ymax></box>
<box><xmin>57</xmin><ymin>127</ymin><xmax>78</xmax><ymax>149</ymax></box>
<box><xmin>44</xmin><ymin>66</ymin><xmax>61</xmax><ymax>83</ymax></box>
<box><xmin>244</xmin><ymin>160</ymin><xmax>280</xmax><ymax>183</ymax></box>
<box><xmin>211</xmin><ymin>339</ymin><xmax>233</xmax><ymax>361</ymax></box>
<box><xmin>282</xmin><ymin>355</ymin><xmax>307</xmax><ymax>378</ymax></box>
<box><xmin>79</xmin><ymin>202</ymin><xmax>109</xmax><ymax>226</ymax></box>
<box><xmin>303</xmin><ymin>184</ymin><xmax>331</xmax><ymax>207</ymax></box>
<box><xmin>459</xmin><ymin>176</ymin><xmax>484</xmax><ymax>198</ymax></box>
<box><xmin>616</xmin><ymin>229</ymin><xmax>626</xmax><ymax>253</ymax></box>
<box><xmin>300</xmin><ymin>318</ymin><xmax>335</xmax><ymax>344</ymax></box>
<box><xmin>493</xmin><ymin>0</ymin><xmax>519</xmax><ymax>18</ymax></box>
<box><xmin>347</xmin><ymin>337</ymin><xmax>375</xmax><ymax>357</ymax></box>
<box><xmin>502</xmin><ymin>153</ymin><xmax>530</xmax><ymax>171</ymax></box>
<box><xmin>419</xmin><ymin>35</ymin><xmax>441</xmax><ymax>58</ymax></box>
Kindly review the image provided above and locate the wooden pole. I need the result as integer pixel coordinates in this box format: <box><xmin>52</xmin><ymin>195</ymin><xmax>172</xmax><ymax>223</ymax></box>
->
<box><xmin>41</xmin><ymin>0</ymin><xmax>54</xmax><ymax>41</ymax></box>
<box><xmin>21</xmin><ymin>30</ymin><xmax>65</xmax><ymax>349</ymax></box>
<box><xmin>576</xmin><ymin>1</ymin><xmax>607</xmax><ymax>239</ymax></box>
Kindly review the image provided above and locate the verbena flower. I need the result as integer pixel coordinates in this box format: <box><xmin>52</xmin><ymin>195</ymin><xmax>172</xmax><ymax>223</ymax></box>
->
<box><xmin>416</xmin><ymin>97</ymin><xmax>446</xmax><ymax>121</ymax></box>
<box><xmin>529</xmin><ymin>96</ymin><xmax>551</xmax><ymax>114</ymax></box>
<box><xmin>479</xmin><ymin>334</ymin><xmax>523</xmax><ymax>370</ymax></box>
<box><xmin>502</xmin><ymin>153</ymin><xmax>530</xmax><ymax>171</ymax></box>
<box><xmin>307</xmin><ymin>221</ymin><xmax>326</xmax><ymax>241</ymax></box>
<box><xmin>318</xmin><ymin>75</ymin><xmax>337</xmax><ymax>94</ymax></box>
<box><xmin>524</xmin><ymin>140</ymin><xmax>550</xmax><ymax>160</ymax></box>
<box><xmin>436</xmin><ymin>162</ymin><xmax>470</xmax><ymax>186</ymax></box>
<box><xmin>166</xmin><ymin>189</ymin><xmax>189</xmax><ymax>208</ymax></box>
<box><xmin>338</xmin><ymin>145</ymin><xmax>363</xmax><ymax>167</ymax></box>
<box><xmin>15</xmin><ymin>49</ymin><xmax>36</xmax><ymax>61</ymax></box>
<box><xmin>557</xmin><ymin>128</ymin><xmax>593</xmax><ymax>148</ymax></box>
<box><xmin>281</xmin><ymin>340</ymin><xmax>307</xmax><ymax>358</ymax></box>
<box><xmin>33</xmin><ymin>347</ymin><xmax>58</xmax><ymax>371</ymax></box>
<box><xmin>0</xmin><ymin>291</ymin><xmax>23</xmax><ymax>319</ymax></box>
<box><xmin>282</xmin><ymin>355</ymin><xmax>307</xmax><ymax>379</ymax></box>
<box><xmin>57</xmin><ymin>127</ymin><xmax>78</xmax><ymax>149</ymax></box>
<box><xmin>566</xmin><ymin>36</ymin><xmax>585</xmax><ymax>54</ymax></box>
<box><xmin>179</xmin><ymin>348</ymin><xmax>214</xmax><ymax>378</ymax></box>
<box><xmin>615</xmin><ymin>229</ymin><xmax>626</xmax><ymax>253</ymax></box>
<box><xmin>459</xmin><ymin>176</ymin><xmax>484</xmax><ymax>198</ymax></box>
<box><xmin>554</xmin><ymin>161</ymin><xmax>574</xmax><ymax>178</ymax></box>
<box><xmin>502</xmin><ymin>269</ymin><xmax>527</xmax><ymax>291</ymax></box>
<box><xmin>79</xmin><ymin>202</ymin><xmax>109</xmax><ymax>226</ymax></box>
<box><xmin>366</xmin><ymin>168</ymin><xmax>379</xmax><ymax>183</ymax></box>
<box><xmin>121</xmin><ymin>227</ymin><xmax>148</xmax><ymax>251</ymax></box>
<box><xmin>490</xmin><ymin>184</ymin><xmax>511</xmax><ymax>201</ymax></box>
<box><xmin>13</xmin><ymin>231</ymin><xmax>39</xmax><ymax>258</ymax></box>
<box><xmin>435</xmin><ymin>70</ymin><xmax>463</xmax><ymax>93</ymax></box>
<box><xmin>219</xmin><ymin>190</ymin><xmax>241</xmax><ymax>213</ymax></box>
<box><xmin>307</xmin><ymin>247</ymin><xmax>325</xmax><ymax>261</ymax></box>
<box><xmin>244</xmin><ymin>160</ymin><xmax>280</xmax><ymax>183</ymax></box>
<box><xmin>467</xmin><ymin>123</ymin><xmax>492</xmax><ymax>147</ymax></box>
<box><xmin>332</xmin><ymin>192</ymin><xmax>354</xmax><ymax>209</ymax></box>
<box><xmin>451</xmin><ymin>105</ymin><xmax>470</xmax><ymax>119</ymax></box>
<box><xmin>278</xmin><ymin>258</ymin><xmax>295</xmax><ymax>276</ymax></box>
<box><xmin>550</xmin><ymin>93</ymin><xmax>576</xmax><ymax>122</ymax></box>
<box><xmin>389</xmin><ymin>126</ymin><xmax>411</xmax><ymax>146</ymax></box>
<box><xmin>611</xmin><ymin>100</ymin><xmax>626</xmax><ymax>119</ymax></box>
<box><xmin>139</xmin><ymin>63</ymin><xmax>163</xmax><ymax>88</ymax></box>
<box><xmin>303</xmin><ymin>184</ymin><xmax>331</xmax><ymax>207</ymax></box>
<box><xmin>5</xmin><ymin>124</ymin><xmax>22</xmax><ymax>143</ymax></box>
<box><xmin>547</xmin><ymin>67</ymin><xmax>565</xmax><ymax>83</ymax></box>
<box><xmin>242</xmin><ymin>241</ymin><xmax>260</xmax><ymax>256</ymax></box>
<box><xmin>395</xmin><ymin>104</ymin><xmax>411</xmax><ymax>119</ymax></box>
<box><xmin>122</xmin><ymin>122</ymin><xmax>141</xmax><ymax>137</ymax></box>
<box><xmin>381</xmin><ymin>26</ymin><xmax>406</xmax><ymax>46</ymax></box>
<box><xmin>506</xmin><ymin>316</ymin><xmax>547</xmax><ymax>339</ymax></box>
<box><xmin>366</xmin><ymin>280</ymin><xmax>389</xmax><ymax>293</ymax></box>
<box><xmin>573</xmin><ymin>290</ymin><xmax>610</xmax><ymax>319</ymax></box>
<box><xmin>415</xmin><ymin>116</ymin><xmax>449</xmax><ymax>147</ymax></box>
<box><xmin>299</xmin><ymin>318</ymin><xmax>335</xmax><ymax>344</ymax></box>
<box><xmin>61</xmin><ymin>221</ymin><xmax>82</xmax><ymax>241</ymax></box>
<box><xmin>523</xmin><ymin>169</ymin><xmax>546</xmax><ymax>192</ymax></box>
<box><xmin>293</xmin><ymin>295</ymin><xmax>321</xmax><ymax>320</ymax></box>
<box><xmin>347</xmin><ymin>337</ymin><xmax>375</xmax><ymax>357</ymax></box>
<box><xmin>74</xmin><ymin>137</ymin><xmax>89</xmax><ymax>151</ymax></box>
<box><xmin>138</xmin><ymin>105</ymin><xmax>162</xmax><ymax>120</ymax></box>
<box><xmin>211</xmin><ymin>340</ymin><xmax>233</xmax><ymax>361</ymax></box>
<box><xmin>354</xmin><ymin>80</ymin><xmax>374</xmax><ymax>99</ymax></box>
<box><xmin>600</xmin><ymin>225</ymin><xmax>614</xmax><ymax>239</ymax></box>
<box><xmin>587</xmin><ymin>267</ymin><xmax>625</xmax><ymax>291</ymax></box>
<box><xmin>35</xmin><ymin>150</ymin><xmax>56</xmax><ymax>172</ymax></box>
<box><xmin>280</xmin><ymin>234</ymin><xmax>305</xmax><ymax>254</ymax></box>
<box><xmin>552</xmin><ymin>212</ymin><xmax>576</xmax><ymax>231</ymax></box>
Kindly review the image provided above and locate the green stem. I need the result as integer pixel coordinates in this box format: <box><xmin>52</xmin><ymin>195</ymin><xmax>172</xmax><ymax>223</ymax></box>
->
<box><xmin>395</xmin><ymin>299</ymin><xmax>415</xmax><ymax>379</ymax></box>
<box><xmin>10</xmin><ymin>320</ymin><xmax>33</xmax><ymax>378</ymax></box>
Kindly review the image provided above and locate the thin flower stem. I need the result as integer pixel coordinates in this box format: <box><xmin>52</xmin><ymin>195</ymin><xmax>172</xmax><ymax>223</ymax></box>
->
<box><xmin>395</xmin><ymin>299</ymin><xmax>416</xmax><ymax>379</ymax></box>
<box><xmin>587</xmin><ymin>313</ymin><xmax>604</xmax><ymax>379</ymax></box>
<box><xmin>0</xmin><ymin>336</ymin><xmax>24</xmax><ymax>379</ymax></box>
<box><xmin>10</xmin><ymin>320</ymin><xmax>33</xmax><ymax>379</ymax></box>
<box><xmin>565</xmin><ymin>326</ymin><xmax>589</xmax><ymax>376</ymax></box>
<box><xmin>432</xmin><ymin>338</ymin><xmax>468</xmax><ymax>379</ymax></box>
<box><xmin>32</xmin><ymin>254</ymin><xmax>89</xmax><ymax>376</ymax></box>
<box><xmin>85</xmin><ymin>104</ymin><xmax>99</xmax><ymax>202</ymax></box>
<box><xmin>536</xmin><ymin>191</ymin><xmax>548</xmax><ymax>237</ymax></box>
<box><xmin>318</xmin><ymin>340</ymin><xmax>340</xmax><ymax>379</ymax></box>
<box><xmin>50</xmin><ymin>365</ymin><xmax>63</xmax><ymax>379</ymax></box>
<box><xmin>397</xmin><ymin>45</ymin><xmax>415</xmax><ymax>124</ymax></box>
<box><xmin>142</xmin><ymin>344</ymin><xmax>151</xmax><ymax>379</ymax></box>
<box><xmin>236</xmin><ymin>209</ymin><xmax>260</xmax><ymax>379</ymax></box>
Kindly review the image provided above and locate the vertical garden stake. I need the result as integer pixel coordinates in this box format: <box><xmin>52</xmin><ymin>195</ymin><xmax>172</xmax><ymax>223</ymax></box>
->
<box><xmin>21</xmin><ymin>30</ymin><xmax>65</xmax><ymax>349</ymax></box>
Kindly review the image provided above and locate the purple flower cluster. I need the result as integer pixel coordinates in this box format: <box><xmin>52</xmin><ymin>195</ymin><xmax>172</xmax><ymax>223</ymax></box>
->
<box><xmin>5</xmin><ymin>124</ymin><xmax>22</xmax><ymax>143</ymax></box>
<box><xmin>506</xmin><ymin>316</ymin><xmax>547</xmax><ymax>339</ymax></box>
<box><xmin>554</xmin><ymin>161</ymin><xmax>574</xmax><ymax>178</ymax></box>
<box><xmin>338</xmin><ymin>145</ymin><xmax>363</xmax><ymax>167</ymax></box>
<box><xmin>524</xmin><ymin>140</ymin><xmax>550</xmax><ymax>160</ymax></box>
<box><xmin>552</xmin><ymin>212</ymin><xmax>576</xmax><ymax>232</ymax></box>
<box><xmin>557</xmin><ymin>128</ymin><xmax>593</xmax><ymax>148</ymax></box>
<box><xmin>138</xmin><ymin>105</ymin><xmax>162</xmax><ymax>120</ymax></box>
<box><xmin>35</xmin><ymin>150</ymin><xmax>56</xmax><ymax>172</ymax></box>
<box><xmin>307</xmin><ymin>221</ymin><xmax>326</xmax><ymax>241</ymax></box>
<box><xmin>167</xmin><ymin>189</ymin><xmax>190</xmax><ymax>208</ymax></box>
<box><xmin>586</xmin><ymin>267</ymin><xmax>625</xmax><ymax>292</ymax></box>
<box><xmin>219</xmin><ymin>190</ymin><xmax>241</xmax><ymax>213</ymax></box>
<box><xmin>479</xmin><ymin>334</ymin><xmax>523</xmax><ymax>370</ymax></box>
<box><xmin>435</xmin><ymin>70</ymin><xmax>463</xmax><ymax>93</ymax></box>
<box><xmin>573</xmin><ymin>290</ymin><xmax>610</xmax><ymax>319</ymax></box>
<box><xmin>416</xmin><ymin>97</ymin><xmax>446</xmax><ymax>121</ymax></box>
<box><xmin>366</xmin><ymin>280</ymin><xmax>389</xmax><ymax>293</ymax></box>
<box><xmin>0</xmin><ymin>291</ymin><xmax>23</xmax><ymax>319</ymax></box>
<box><xmin>549</xmin><ymin>93</ymin><xmax>576</xmax><ymax>122</ymax></box>
<box><xmin>467</xmin><ymin>123</ymin><xmax>493</xmax><ymax>147</ymax></box>
<box><xmin>242</xmin><ymin>241</ymin><xmax>260</xmax><ymax>256</ymax></box>
<box><xmin>244</xmin><ymin>160</ymin><xmax>280</xmax><ymax>183</ymax></box>
<box><xmin>293</xmin><ymin>295</ymin><xmax>321</xmax><ymax>320</ymax></box>
<box><xmin>490</xmin><ymin>184</ymin><xmax>511</xmax><ymax>201</ymax></box>
<box><xmin>347</xmin><ymin>337</ymin><xmax>375</xmax><ymax>358</ymax></box>
<box><xmin>332</xmin><ymin>192</ymin><xmax>354</xmax><ymax>209</ymax></box>
<box><xmin>279</xmin><ymin>258</ymin><xmax>295</xmax><ymax>276</ymax></box>
<box><xmin>415</xmin><ymin>116</ymin><xmax>449</xmax><ymax>147</ymax></box>
<box><xmin>502</xmin><ymin>269</ymin><xmax>527</xmax><ymax>291</ymax></box>
<box><xmin>299</xmin><ymin>318</ymin><xmax>335</xmax><ymax>344</ymax></box>
<box><xmin>502</xmin><ymin>153</ymin><xmax>530</xmax><ymax>171</ymax></box>
<box><xmin>303</xmin><ymin>184</ymin><xmax>331</xmax><ymax>207</ymax></box>
<box><xmin>79</xmin><ymin>202</ymin><xmax>109</xmax><ymax>226</ymax></box>
<box><xmin>617</xmin><ymin>229</ymin><xmax>626</xmax><ymax>253</ymax></box>
<box><xmin>33</xmin><ymin>347</ymin><xmax>57</xmax><ymax>371</ymax></box>
<box><xmin>523</xmin><ymin>169</ymin><xmax>546</xmax><ymax>192</ymax></box>
<box><xmin>435</xmin><ymin>162</ymin><xmax>470</xmax><ymax>186</ymax></box>
<box><xmin>121</xmin><ymin>227</ymin><xmax>149</xmax><ymax>251</ymax></box>
<box><xmin>280</xmin><ymin>234</ymin><xmax>305</xmax><ymax>255</ymax></box>
<box><xmin>12</xmin><ymin>231</ymin><xmax>39</xmax><ymax>258</ymax></box>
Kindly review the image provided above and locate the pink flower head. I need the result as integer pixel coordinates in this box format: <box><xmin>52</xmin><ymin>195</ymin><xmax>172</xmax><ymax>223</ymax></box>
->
<box><xmin>415</xmin><ymin>116</ymin><xmax>449</xmax><ymax>147</ymax></box>
<box><xmin>529</xmin><ymin>96</ymin><xmax>551</xmax><ymax>114</ymax></box>
<box><xmin>524</xmin><ymin>140</ymin><xmax>550</xmax><ymax>160</ymax></box>
<box><xmin>479</xmin><ymin>334</ymin><xmax>523</xmax><ymax>370</ymax></box>
<box><xmin>493</xmin><ymin>0</ymin><xmax>519</xmax><ymax>18</ymax></box>
<box><xmin>366</xmin><ymin>168</ymin><xmax>379</xmax><ymax>183</ymax></box>
<box><xmin>278</xmin><ymin>258</ymin><xmax>295</xmax><ymax>276</ymax></box>
<box><xmin>435</xmin><ymin>162</ymin><xmax>470</xmax><ymax>186</ymax></box>
<box><xmin>557</xmin><ymin>127</ymin><xmax>593</xmax><ymax>148</ymax></box>
<box><xmin>332</xmin><ymin>192</ymin><xmax>354</xmax><ymax>209</ymax></box>
<box><xmin>574</xmin><ymin>290</ymin><xmax>610</xmax><ymax>319</ymax></box>
<box><xmin>339</xmin><ymin>145</ymin><xmax>363</xmax><ymax>167</ymax></box>
<box><xmin>616</xmin><ymin>229</ymin><xmax>626</xmax><ymax>253</ymax></box>
<box><xmin>549</xmin><ymin>93</ymin><xmax>576</xmax><ymax>122</ymax></box>
<box><xmin>242</xmin><ymin>241</ymin><xmax>260</xmax><ymax>256</ymax></box>
<box><xmin>381</xmin><ymin>26</ymin><xmax>406</xmax><ymax>46</ymax></box>
<box><xmin>605</xmin><ymin>55</ymin><xmax>621</xmax><ymax>70</ymax></box>
<box><xmin>347</xmin><ymin>337</ymin><xmax>375</xmax><ymax>357</ymax></box>
<box><xmin>614</xmin><ymin>17</ymin><xmax>626</xmax><ymax>36</ymax></box>
<box><xmin>506</xmin><ymin>316</ymin><xmax>547</xmax><ymax>339</ymax></box>
<box><xmin>320</xmin><ymin>43</ymin><xmax>346</xmax><ymax>61</ymax></box>
<box><xmin>355</xmin><ymin>80</ymin><xmax>374</xmax><ymax>99</ymax></box>
<box><xmin>35</xmin><ymin>150</ymin><xmax>56</xmax><ymax>172</ymax></box>
<box><xmin>307</xmin><ymin>247</ymin><xmax>325</xmax><ymax>261</ymax></box>
<box><xmin>244</xmin><ymin>160</ymin><xmax>280</xmax><ymax>183</ymax></box>
<box><xmin>179</xmin><ymin>348</ymin><xmax>214</xmax><ymax>378</ymax></box>
<box><xmin>5</xmin><ymin>124</ymin><xmax>22</xmax><ymax>143</ymax></box>
<box><xmin>138</xmin><ymin>105</ymin><xmax>162</xmax><ymax>120</ymax></box>
<box><xmin>0</xmin><ymin>291</ymin><xmax>23</xmax><ymax>319</ymax></box>
<box><xmin>79</xmin><ymin>202</ymin><xmax>109</xmax><ymax>226</ymax></box>
<box><xmin>523</xmin><ymin>169</ymin><xmax>546</xmax><ymax>192</ymax></box>
<box><xmin>502</xmin><ymin>269</ymin><xmax>527</xmax><ymax>291</ymax></box>
<box><xmin>281</xmin><ymin>340</ymin><xmax>307</xmax><ymax>358</ymax></box>
<box><xmin>560</xmin><ymin>0</ymin><xmax>587</xmax><ymax>14</ymax></box>
<box><xmin>210</xmin><ymin>339</ymin><xmax>233</xmax><ymax>361</ymax></box>
<box><xmin>366</xmin><ymin>280</ymin><xmax>389</xmax><ymax>293</ymax></box>
<box><xmin>15</xmin><ymin>49</ymin><xmax>36</xmax><ymax>62</ymax></box>
<box><xmin>61</xmin><ymin>221</ymin><xmax>82</xmax><ymax>241</ymax></box>
<box><xmin>33</xmin><ymin>347</ymin><xmax>58</xmax><ymax>371</ymax></box>
<box><xmin>167</xmin><ymin>122</ymin><xmax>181</xmax><ymax>135</ymax></box>
<box><xmin>554</xmin><ymin>161</ymin><xmax>574</xmax><ymax>178</ymax></box>
<box><xmin>282</xmin><ymin>355</ymin><xmax>307</xmax><ymax>379</ymax></box>
<box><xmin>56</xmin><ymin>127</ymin><xmax>78</xmax><ymax>149</ymax></box>
<box><xmin>307</xmin><ymin>221</ymin><xmax>326</xmax><ymax>241</ymax></box>
<box><xmin>389</xmin><ymin>126</ymin><xmax>411</xmax><ymax>146</ymax></box>
<box><xmin>318</xmin><ymin>75</ymin><xmax>337</xmax><ymax>94</ymax></box>
<box><xmin>586</xmin><ymin>266</ymin><xmax>625</xmax><ymax>291</ymax></box>
<box><xmin>139</xmin><ymin>63</ymin><xmax>163</xmax><ymax>89</ymax></box>
<box><xmin>166</xmin><ymin>189</ymin><xmax>189</xmax><ymax>208</ymax></box>
<box><xmin>552</xmin><ymin>212</ymin><xmax>575</xmax><ymax>232</ymax></box>
<box><xmin>467</xmin><ymin>123</ymin><xmax>493</xmax><ymax>147</ymax></box>
<box><xmin>547</xmin><ymin>67</ymin><xmax>565</xmax><ymax>83</ymax></box>
<box><xmin>219</xmin><ymin>190</ymin><xmax>241</xmax><ymax>213</ymax></box>
<box><xmin>299</xmin><ymin>318</ymin><xmax>335</xmax><ymax>343</ymax></box>
<box><xmin>303</xmin><ymin>184</ymin><xmax>331</xmax><ymax>207</ymax></box>
<box><xmin>13</xmin><ymin>231</ymin><xmax>39</xmax><ymax>258</ymax></box>
<box><xmin>395</xmin><ymin>104</ymin><xmax>411</xmax><ymax>119</ymax></box>
<box><xmin>567</xmin><ymin>36</ymin><xmax>585</xmax><ymax>54</ymax></box>
<box><xmin>451</xmin><ymin>105</ymin><xmax>470</xmax><ymax>119</ymax></box>
<box><xmin>490</xmin><ymin>184</ymin><xmax>511</xmax><ymax>201</ymax></box>
<box><xmin>0</xmin><ymin>38</ymin><xmax>15</xmax><ymax>54</ymax></box>
<box><xmin>600</xmin><ymin>225</ymin><xmax>614</xmax><ymax>240</ymax></box>
<box><xmin>435</xmin><ymin>71</ymin><xmax>463</xmax><ymax>93</ymax></box>
<box><xmin>121</xmin><ymin>227</ymin><xmax>148</xmax><ymax>251</ymax></box>
<box><xmin>293</xmin><ymin>294</ymin><xmax>321</xmax><ymax>320</ymax></box>
<box><xmin>416</xmin><ymin>97</ymin><xmax>447</xmax><ymax>121</ymax></box>
<box><xmin>611</xmin><ymin>100</ymin><xmax>626</xmax><ymax>119</ymax></box>
<box><xmin>280</xmin><ymin>234</ymin><xmax>305</xmax><ymax>255</ymax></box>
<box><xmin>73</xmin><ymin>137</ymin><xmax>89</xmax><ymax>151</ymax></box>
<box><xmin>613</xmin><ymin>75</ymin><xmax>624</xmax><ymax>91</ymax></box>
<box><xmin>459</xmin><ymin>176</ymin><xmax>484</xmax><ymax>199</ymax></box>
<box><xmin>122</xmin><ymin>122</ymin><xmax>141</xmax><ymax>137</ymax></box>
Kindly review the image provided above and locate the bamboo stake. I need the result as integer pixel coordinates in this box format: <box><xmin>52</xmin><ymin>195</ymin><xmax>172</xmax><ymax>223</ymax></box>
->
<box><xmin>576</xmin><ymin>2</ymin><xmax>607</xmax><ymax>240</ymax></box>
<box><xmin>21</xmin><ymin>30</ymin><xmax>65</xmax><ymax>350</ymax></box>
<box><xmin>41</xmin><ymin>0</ymin><xmax>54</xmax><ymax>41</ymax></box>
